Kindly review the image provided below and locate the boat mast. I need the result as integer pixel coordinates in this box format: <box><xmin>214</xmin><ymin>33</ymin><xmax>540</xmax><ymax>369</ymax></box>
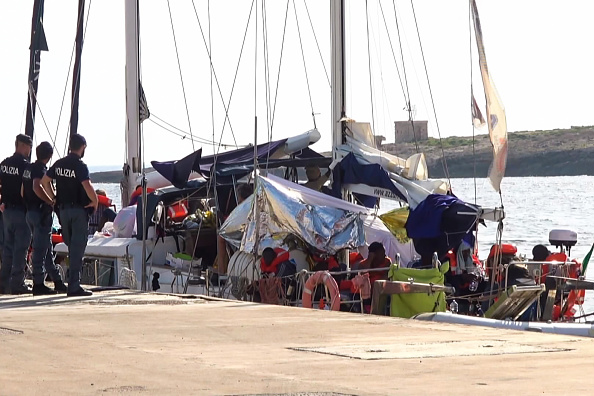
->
<box><xmin>123</xmin><ymin>0</ymin><xmax>141</xmax><ymax>207</ymax></box>
<box><xmin>24</xmin><ymin>0</ymin><xmax>48</xmax><ymax>146</ymax></box>
<box><xmin>69</xmin><ymin>0</ymin><xmax>85</xmax><ymax>136</ymax></box>
<box><xmin>331</xmin><ymin>0</ymin><xmax>349</xmax><ymax>267</ymax></box>
<box><xmin>330</xmin><ymin>0</ymin><xmax>346</xmax><ymax>158</ymax></box>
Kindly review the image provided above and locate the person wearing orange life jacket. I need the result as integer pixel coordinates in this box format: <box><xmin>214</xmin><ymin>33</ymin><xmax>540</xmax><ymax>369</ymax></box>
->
<box><xmin>354</xmin><ymin>242</ymin><xmax>391</xmax><ymax>288</ymax></box>
<box><xmin>87</xmin><ymin>189</ymin><xmax>117</xmax><ymax>235</ymax></box>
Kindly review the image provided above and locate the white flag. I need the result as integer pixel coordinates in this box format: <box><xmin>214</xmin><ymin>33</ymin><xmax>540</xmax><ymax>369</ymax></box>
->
<box><xmin>471</xmin><ymin>0</ymin><xmax>508</xmax><ymax>193</ymax></box>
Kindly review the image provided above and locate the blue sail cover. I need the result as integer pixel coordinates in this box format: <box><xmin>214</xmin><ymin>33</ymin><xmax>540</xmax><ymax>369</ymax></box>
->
<box><xmin>151</xmin><ymin>149</ymin><xmax>202</xmax><ymax>189</ymax></box>
<box><xmin>331</xmin><ymin>152</ymin><xmax>408</xmax><ymax>207</ymax></box>
<box><xmin>198</xmin><ymin>139</ymin><xmax>288</xmax><ymax>176</ymax></box>
<box><xmin>405</xmin><ymin>194</ymin><xmax>479</xmax><ymax>259</ymax></box>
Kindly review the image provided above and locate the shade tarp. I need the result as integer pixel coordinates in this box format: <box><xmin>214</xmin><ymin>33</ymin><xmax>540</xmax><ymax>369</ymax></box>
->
<box><xmin>240</xmin><ymin>174</ymin><xmax>366</xmax><ymax>255</ymax></box>
<box><xmin>220</xmin><ymin>174</ymin><xmax>412</xmax><ymax>261</ymax></box>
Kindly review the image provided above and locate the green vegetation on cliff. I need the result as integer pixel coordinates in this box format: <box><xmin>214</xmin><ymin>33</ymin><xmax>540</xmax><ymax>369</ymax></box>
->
<box><xmin>383</xmin><ymin>126</ymin><xmax>594</xmax><ymax>178</ymax></box>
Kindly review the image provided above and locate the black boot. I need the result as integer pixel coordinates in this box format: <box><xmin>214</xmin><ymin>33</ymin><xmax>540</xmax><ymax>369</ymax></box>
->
<box><xmin>53</xmin><ymin>280</ymin><xmax>68</xmax><ymax>293</ymax></box>
<box><xmin>33</xmin><ymin>283</ymin><xmax>58</xmax><ymax>296</ymax></box>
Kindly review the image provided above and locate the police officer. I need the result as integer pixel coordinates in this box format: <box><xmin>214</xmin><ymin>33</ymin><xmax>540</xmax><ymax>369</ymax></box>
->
<box><xmin>41</xmin><ymin>134</ymin><xmax>97</xmax><ymax>297</ymax></box>
<box><xmin>23</xmin><ymin>142</ymin><xmax>68</xmax><ymax>295</ymax></box>
<box><xmin>0</xmin><ymin>134</ymin><xmax>33</xmax><ymax>294</ymax></box>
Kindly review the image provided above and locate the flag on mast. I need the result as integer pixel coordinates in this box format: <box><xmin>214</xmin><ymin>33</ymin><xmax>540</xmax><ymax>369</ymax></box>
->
<box><xmin>471</xmin><ymin>0</ymin><xmax>508</xmax><ymax>193</ymax></box>
<box><xmin>471</xmin><ymin>95</ymin><xmax>486</xmax><ymax>128</ymax></box>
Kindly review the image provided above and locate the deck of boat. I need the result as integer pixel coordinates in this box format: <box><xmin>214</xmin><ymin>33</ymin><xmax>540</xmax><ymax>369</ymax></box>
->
<box><xmin>1</xmin><ymin>288</ymin><xmax>593</xmax><ymax>395</ymax></box>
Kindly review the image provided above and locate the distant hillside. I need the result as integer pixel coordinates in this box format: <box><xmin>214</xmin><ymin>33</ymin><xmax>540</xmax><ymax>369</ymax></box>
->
<box><xmin>383</xmin><ymin>126</ymin><xmax>594</xmax><ymax>178</ymax></box>
<box><xmin>91</xmin><ymin>126</ymin><xmax>594</xmax><ymax>183</ymax></box>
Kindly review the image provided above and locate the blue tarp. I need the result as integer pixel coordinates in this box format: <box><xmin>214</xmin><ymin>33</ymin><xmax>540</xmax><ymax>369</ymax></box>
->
<box><xmin>330</xmin><ymin>152</ymin><xmax>408</xmax><ymax>207</ymax></box>
<box><xmin>405</xmin><ymin>194</ymin><xmax>479</xmax><ymax>259</ymax></box>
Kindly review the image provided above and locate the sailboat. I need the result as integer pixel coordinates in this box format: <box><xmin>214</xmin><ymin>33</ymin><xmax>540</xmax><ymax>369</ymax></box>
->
<box><xmin>41</xmin><ymin>0</ymin><xmax>592</xmax><ymax>335</ymax></box>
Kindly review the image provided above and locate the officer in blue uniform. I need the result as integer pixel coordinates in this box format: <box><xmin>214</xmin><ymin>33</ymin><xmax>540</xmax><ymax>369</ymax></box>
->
<box><xmin>42</xmin><ymin>134</ymin><xmax>97</xmax><ymax>297</ymax></box>
<box><xmin>0</xmin><ymin>134</ymin><xmax>33</xmax><ymax>294</ymax></box>
<box><xmin>23</xmin><ymin>142</ymin><xmax>68</xmax><ymax>295</ymax></box>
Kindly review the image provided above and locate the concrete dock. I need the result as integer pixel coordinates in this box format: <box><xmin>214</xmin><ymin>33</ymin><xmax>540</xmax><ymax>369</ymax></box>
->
<box><xmin>1</xmin><ymin>289</ymin><xmax>593</xmax><ymax>395</ymax></box>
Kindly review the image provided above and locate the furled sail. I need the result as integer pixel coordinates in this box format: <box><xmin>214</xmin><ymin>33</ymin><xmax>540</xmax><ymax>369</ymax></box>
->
<box><xmin>24</xmin><ymin>0</ymin><xmax>48</xmax><ymax>141</ymax></box>
<box><xmin>471</xmin><ymin>0</ymin><xmax>508</xmax><ymax>193</ymax></box>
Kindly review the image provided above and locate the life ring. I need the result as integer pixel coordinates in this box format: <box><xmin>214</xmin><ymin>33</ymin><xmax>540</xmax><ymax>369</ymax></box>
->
<box><xmin>302</xmin><ymin>270</ymin><xmax>340</xmax><ymax>311</ymax></box>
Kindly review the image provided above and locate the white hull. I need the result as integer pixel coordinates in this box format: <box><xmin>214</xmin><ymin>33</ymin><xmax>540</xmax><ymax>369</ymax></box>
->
<box><xmin>414</xmin><ymin>312</ymin><xmax>594</xmax><ymax>338</ymax></box>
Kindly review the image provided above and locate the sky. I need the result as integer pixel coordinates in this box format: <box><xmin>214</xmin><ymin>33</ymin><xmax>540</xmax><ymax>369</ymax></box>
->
<box><xmin>1</xmin><ymin>0</ymin><xmax>594</xmax><ymax>170</ymax></box>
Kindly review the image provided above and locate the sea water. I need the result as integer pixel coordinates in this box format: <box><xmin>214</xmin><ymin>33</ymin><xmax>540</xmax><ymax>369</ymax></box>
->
<box><xmin>95</xmin><ymin>175</ymin><xmax>594</xmax><ymax>315</ymax></box>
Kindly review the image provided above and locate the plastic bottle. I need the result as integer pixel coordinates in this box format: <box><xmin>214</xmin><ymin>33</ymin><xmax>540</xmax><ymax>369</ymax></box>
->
<box><xmin>449</xmin><ymin>299</ymin><xmax>459</xmax><ymax>314</ymax></box>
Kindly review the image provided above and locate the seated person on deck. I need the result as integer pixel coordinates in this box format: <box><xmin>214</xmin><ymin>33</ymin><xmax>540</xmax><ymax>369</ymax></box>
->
<box><xmin>303</xmin><ymin>165</ymin><xmax>331</xmax><ymax>193</ymax></box>
<box><xmin>354</xmin><ymin>242</ymin><xmax>391</xmax><ymax>287</ymax></box>
<box><xmin>88</xmin><ymin>189</ymin><xmax>117</xmax><ymax>235</ymax></box>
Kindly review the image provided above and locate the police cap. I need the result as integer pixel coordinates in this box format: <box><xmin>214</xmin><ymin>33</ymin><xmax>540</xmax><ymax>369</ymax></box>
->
<box><xmin>69</xmin><ymin>134</ymin><xmax>87</xmax><ymax>151</ymax></box>
<box><xmin>16</xmin><ymin>134</ymin><xmax>33</xmax><ymax>146</ymax></box>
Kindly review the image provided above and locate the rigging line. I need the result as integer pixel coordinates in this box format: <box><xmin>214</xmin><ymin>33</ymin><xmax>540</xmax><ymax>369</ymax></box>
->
<box><xmin>149</xmin><ymin>114</ymin><xmax>240</xmax><ymax>147</ymax></box>
<box><xmin>146</xmin><ymin>118</ymin><xmax>240</xmax><ymax>148</ymax></box>
<box><xmin>59</xmin><ymin>0</ymin><xmax>93</xmax><ymax>157</ymax></box>
<box><xmin>166</xmin><ymin>0</ymin><xmax>195</xmax><ymax>152</ymax></box>
<box><xmin>207</xmin><ymin>0</ymin><xmax>219</xmax><ymax>212</ymax></box>
<box><xmin>26</xmin><ymin>85</ymin><xmax>57</xmax><ymax>151</ymax></box>
<box><xmin>302</xmin><ymin>0</ymin><xmax>330</xmax><ymax>88</ymax></box>
<box><xmin>378</xmin><ymin>1</ymin><xmax>407</xmax><ymax>110</ymax></box>
<box><xmin>391</xmin><ymin>0</ymin><xmax>418</xmax><ymax>152</ymax></box>
<box><xmin>269</xmin><ymin>0</ymin><xmax>290</xmax><ymax>131</ymax></box>
<box><xmin>365</xmin><ymin>0</ymin><xmax>376</xmax><ymax>136</ymax></box>
<box><xmin>293</xmin><ymin>0</ymin><xmax>317</xmax><ymax>129</ymax></box>
<box><xmin>262</xmin><ymin>0</ymin><xmax>274</xmax><ymax>171</ymax></box>
<box><xmin>409</xmin><ymin>0</ymin><xmax>451</xmax><ymax>184</ymax></box>
<box><xmin>369</xmin><ymin>2</ymin><xmax>390</xmax><ymax>142</ymax></box>
<box><xmin>191</xmin><ymin>0</ymin><xmax>245</xmax><ymax>151</ymax></box>
<box><xmin>53</xmin><ymin>36</ymin><xmax>76</xmax><ymax>156</ymax></box>
<box><xmin>469</xmin><ymin>0</ymin><xmax>476</xmax><ymax>204</ymax></box>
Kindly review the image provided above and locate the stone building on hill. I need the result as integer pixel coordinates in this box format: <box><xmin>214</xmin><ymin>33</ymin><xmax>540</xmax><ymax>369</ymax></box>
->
<box><xmin>394</xmin><ymin>120</ymin><xmax>428</xmax><ymax>143</ymax></box>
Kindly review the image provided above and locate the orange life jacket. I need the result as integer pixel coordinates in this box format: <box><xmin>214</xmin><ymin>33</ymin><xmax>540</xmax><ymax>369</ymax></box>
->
<box><xmin>260</xmin><ymin>248</ymin><xmax>290</xmax><ymax>274</ymax></box>
<box><xmin>167</xmin><ymin>200</ymin><xmax>189</xmax><ymax>221</ymax></box>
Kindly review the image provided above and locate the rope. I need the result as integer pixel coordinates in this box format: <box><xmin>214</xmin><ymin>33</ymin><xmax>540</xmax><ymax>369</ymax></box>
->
<box><xmin>270</xmin><ymin>0</ymin><xmax>290</xmax><ymax>131</ymax></box>
<box><xmin>146</xmin><ymin>117</ymin><xmax>241</xmax><ymax>148</ymax></box>
<box><xmin>190</xmin><ymin>0</ymin><xmax>241</xmax><ymax>150</ymax></box>
<box><xmin>469</xmin><ymin>0</ymin><xmax>477</xmax><ymax>204</ymax></box>
<box><xmin>62</xmin><ymin>0</ymin><xmax>93</xmax><ymax>157</ymax></box>
<box><xmin>390</xmin><ymin>1</ymin><xmax>419</xmax><ymax>152</ymax></box>
<box><xmin>378</xmin><ymin>2</ymin><xmax>407</xmax><ymax>107</ymax></box>
<box><xmin>409</xmin><ymin>0</ymin><xmax>450</xmax><ymax>184</ymax></box>
<box><xmin>364</xmin><ymin>0</ymin><xmax>376</xmax><ymax>137</ymax></box>
<box><xmin>292</xmin><ymin>0</ymin><xmax>317</xmax><ymax>129</ymax></box>
<box><xmin>261</xmin><ymin>0</ymin><xmax>274</xmax><ymax>171</ymax></box>
<box><xmin>166</xmin><ymin>0</ymin><xmax>195</xmax><ymax>152</ymax></box>
<box><xmin>303</xmin><ymin>0</ymin><xmax>331</xmax><ymax>88</ymax></box>
<box><xmin>26</xmin><ymin>85</ymin><xmax>56</xmax><ymax>150</ymax></box>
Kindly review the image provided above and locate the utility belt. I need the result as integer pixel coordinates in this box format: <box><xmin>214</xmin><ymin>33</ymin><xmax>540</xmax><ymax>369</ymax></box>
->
<box><xmin>27</xmin><ymin>202</ymin><xmax>53</xmax><ymax>213</ymax></box>
<box><xmin>58</xmin><ymin>202</ymin><xmax>84</xmax><ymax>210</ymax></box>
